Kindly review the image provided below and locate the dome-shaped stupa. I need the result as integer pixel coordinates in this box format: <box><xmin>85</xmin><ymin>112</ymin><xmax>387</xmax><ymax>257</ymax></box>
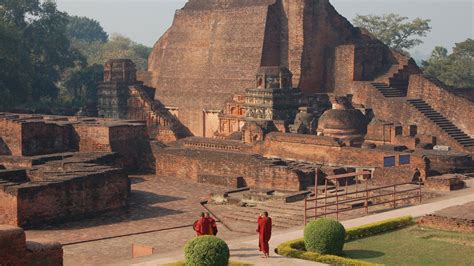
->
<box><xmin>317</xmin><ymin>95</ymin><xmax>368</xmax><ymax>139</ymax></box>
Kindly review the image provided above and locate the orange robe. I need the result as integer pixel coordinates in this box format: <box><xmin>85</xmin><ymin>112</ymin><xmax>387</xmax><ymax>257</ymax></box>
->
<box><xmin>257</xmin><ymin>216</ymin><xmax>272</xmax><ymax>253</ymax></box>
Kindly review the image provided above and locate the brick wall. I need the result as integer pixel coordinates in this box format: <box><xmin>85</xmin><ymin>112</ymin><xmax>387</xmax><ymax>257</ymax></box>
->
<box><xmin>0</xmin><ymin>192</ymin><xmax>19</xmax><ymax>228</ymax></box>
<box><xmin>334</xmin><ymin>45</ymin><xmax>356</xmax><ymax>91</ymax></box>
<box><xmin>0</xmin><ymin>225</ymin><xmax>26</xmax><ymax>265</ymax></box>
<box><xmin>346</xmin><ymin>81</ymin><xmax>472</xmax><ymax>153</ymax></box>
<box><xmin>4</xmin><ymin>169</ymin><xmax>129</xmax><ymax>227</ymax></box>
<box><xmin>74</xmin><ymin>124</ymin><xmax>112</xmax><ymax>152</ymax></box>
<box><xmin>21</xmin><ymin>122</ymin><xmax>74</xmax><ymax>156</ymax></box>
<box><xmin>408</xmin><ymin>75</ymin><xmax>474</xmax><ymax>137</ymax></box>
<box><xmin>26</xmin><ymin>240</ymin><xmax>63</xmax><ymax>266</ymax></box>
<box><xmin>258</xmin><ymin>132</ymin><xmax>426</xmax><ymax>184</ymax></box>
<box><xmin>155</xmin><ymin>148</ymin><xmax>307</xmax><ymax>191</ymax></box>
<box><xmin>0</xmin><ymin>118</ymin><xmax>22</xmax><ymax>155</ymax></box>
<box><xmin>74</xmin><ymin>123</ymin><xmax>153</xmax><ymax>172</ymax></box>
<box><xmin>108</xmin><ymin>125</ymin><xmax>155</xmax><ymax>172</ymax></box>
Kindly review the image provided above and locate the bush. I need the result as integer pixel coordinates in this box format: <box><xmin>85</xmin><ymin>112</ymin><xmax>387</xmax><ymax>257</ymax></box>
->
<box><xmin>276</xmin><ymin>239</ymin><xmax>378</xmax><ymax>266</ymax></box>
<box><xmin>346</xmin><ymin>216</ymin><xmax>414</xmax><ymax>241</ymax></box>
<box><xmin>304</xmin><ymin>218</ymin><xmax>346</xmax><ymax>255</ymax></box>
<box><xmin>184</xmin><ymin>236</ymin><xmax>230</xmax><ymax>266</ymax></box>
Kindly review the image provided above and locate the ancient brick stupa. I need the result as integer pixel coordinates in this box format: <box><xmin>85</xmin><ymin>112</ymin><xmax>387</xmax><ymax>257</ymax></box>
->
<box><xmin>317</xmin><ymin>95</ymin><xmax>369</xmax><ymax>142</ymax></box>
<box><xmin>141</xmin><ymin>0</ymin><xmax>390</xmax><ymax>136</ymax></box>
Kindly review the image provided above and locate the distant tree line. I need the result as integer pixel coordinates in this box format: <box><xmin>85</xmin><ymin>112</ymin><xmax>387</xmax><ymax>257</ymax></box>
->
<box><xmin>354</xmin><ymin>13</ymin><xmax>473</xmax><ymax>88</ymax></box>
<box><xmin>0</xmin><ymin>0</ymin><xmax>151</xmax><ymax>109</ymax></box>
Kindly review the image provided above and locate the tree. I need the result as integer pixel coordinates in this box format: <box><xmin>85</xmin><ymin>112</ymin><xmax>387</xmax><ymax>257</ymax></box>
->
<box><xmin>62</xmin><ymin>64</ymin><xmax>103</xmax><ymax>106</ymax></box>
<box><xmin>353</xmin><ymin>13</ymin><xmax>431</xmax><ymax>53</ymax></box>
<box><xmin>66</xmin><ymin>15</ymin><xmax>108</xmax><ymax>43</ymax></box>
<box><xmin>0</xmin><ymin>19</ymin><xmax>32</xmax><ymax>106</ymax></box>
<box><xmin>423</xmin><ymin>39</ymin><xmax>474</xmax><ymax>88</ymax></box>
<box><xmin>0</xmin><ymin>0</ymin><xmax>82</xmax><ymax>103</ymax></box>
<box><xmin>73</xmin><ymin>34</ymin><xmax>152</xmax><ymax>71</ymax></box>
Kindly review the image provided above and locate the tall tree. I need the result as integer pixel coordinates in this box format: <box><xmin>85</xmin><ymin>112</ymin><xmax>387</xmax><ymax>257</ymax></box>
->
<box><xmin>63</xmin><ymin>64</ymin><xmax>103</xmax><ymax>105</ymax></box>
<box><xmin>353</xmin><ymin>13</ymin><xmax>431</xmax><ymax>53</ymax></box>
<box><xmin>0</xmin><ymin>0</ymin><xmax>82</xmax><ymax>103</ymax></box>
<box><xmin>66</xmin><ymin>15</ymin><xmax>108</xmax><ymax>43</ymax></box>
<box><xmin>0</xmin><ymin>19</ymin><xmax>32</xmax><ymax>106</ymax></box>
<box><xmin>423</xmin><ymin>39</ymin><xmax>474</xmax><ymax>88</ymax></box>
<box><xmin>73</xmin><ymin>34</ymin><xmax>152</xmax><ymax>71</ymax></box>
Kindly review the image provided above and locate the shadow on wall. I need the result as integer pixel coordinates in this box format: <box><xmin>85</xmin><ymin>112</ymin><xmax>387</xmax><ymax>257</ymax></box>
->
<box><xmin>0</xmin><ymin>137</ymin><xmax>11</xmax><ymax>155</ymax></box>
<box><xmin>32</xmin><ymin>190</ymin><xmax>185</xmax><ymax>231</ymax></box>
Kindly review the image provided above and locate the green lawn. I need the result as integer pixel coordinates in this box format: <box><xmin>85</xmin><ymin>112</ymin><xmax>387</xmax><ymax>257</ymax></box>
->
<box><xmin>344</xmin><ymin>226</ymin><xmax>474</xmax><ymax>265</ymax></box>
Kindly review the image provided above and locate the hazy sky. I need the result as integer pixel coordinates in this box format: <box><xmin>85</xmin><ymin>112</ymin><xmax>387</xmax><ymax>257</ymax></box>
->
<box><xmin>57</xmin><ymin>0</ymin><xmax>473</xmax><ymax>60</ymax></box>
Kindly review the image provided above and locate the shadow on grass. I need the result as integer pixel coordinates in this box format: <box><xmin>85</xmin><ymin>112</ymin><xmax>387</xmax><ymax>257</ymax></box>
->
<box><xmin>344</xmin><ymin>249</ymin><xmax>385</xmax><ymax>259</ymax></box>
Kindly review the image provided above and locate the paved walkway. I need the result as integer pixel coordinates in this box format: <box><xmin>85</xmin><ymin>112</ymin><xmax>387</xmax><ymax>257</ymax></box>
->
<box><xmin>119</xmin><ymin>192</ymin><xmax>474</xmax><ymax>266</ymax></box>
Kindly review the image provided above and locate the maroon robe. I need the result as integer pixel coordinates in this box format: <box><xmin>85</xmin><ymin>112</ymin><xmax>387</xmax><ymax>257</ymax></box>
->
<box><xmin>257</xmin><ymin>216</ymin><xmax>272</xmax><ymax>254</ymax></box>
<box><xmin>193</xmin><ymin>217</ymin><xmax>211</xmax><ymax>236</ymax></box>
<box><xmin>207</xmin><ymin>217</ymin><xmax>218</xmax><ymax>235</ymax></box>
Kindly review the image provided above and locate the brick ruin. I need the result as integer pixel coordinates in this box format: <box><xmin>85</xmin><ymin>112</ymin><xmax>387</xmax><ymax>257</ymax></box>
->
<box><xmin>0</xmin><ymin>225</ymin><xmax>63</xmax><ymax>265</ymax></box>
<box><xmin>128</xmin><ymin>0</ymin><xmax>474</xmax><ymax>192</ymax></box>
<box><xmin>0</xmin><ymin>113</ymin><xmax>150</xmax><ymax>227</ymax></box>
<box><xmin>97</xmin><ymin>59</ymin><xmax>191</xmax><ymax>142</ymax></box>
<box><xmin>0</xmin><ymin>2</ymin><xmax>473</xmax><ymax>262</ymax></box>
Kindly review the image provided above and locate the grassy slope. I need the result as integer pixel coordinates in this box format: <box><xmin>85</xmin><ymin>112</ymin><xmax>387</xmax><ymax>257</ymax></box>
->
<box><xmin>344</xmin><ymin>226</ymin><xmax>474</xmax><ymax>265</ymax></box>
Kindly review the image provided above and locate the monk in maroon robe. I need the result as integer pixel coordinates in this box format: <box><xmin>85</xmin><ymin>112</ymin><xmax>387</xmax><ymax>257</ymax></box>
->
<box><xmin>205</xmin><ymin>212</ymin><xmax>218</xmax><ymax>235</ymax></box>
<box><xmin>257</xmin><ymin>211</ymin><xmax>272</xmax><ymax>258</ymax></box>
<box><xmin>193</xmin><ymin>212</ymin><xmax>211</xmax><ymax>236</ymax></box>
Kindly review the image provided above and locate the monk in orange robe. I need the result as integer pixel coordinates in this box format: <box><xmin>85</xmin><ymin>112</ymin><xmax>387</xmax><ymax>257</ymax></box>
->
<box><xmin>205</xmin><ymin>212</ymin><xmax>218</xmax><ymax>235</ymax></box>
<box><xmin>257</xmin><ymin>211</ymin><xmax>272</xmax><ymax>258</ymax></box>
<box><xmin>193</xmin><ymin>212</ymin><xmax>210</xmax><ymax>236</ymax></box>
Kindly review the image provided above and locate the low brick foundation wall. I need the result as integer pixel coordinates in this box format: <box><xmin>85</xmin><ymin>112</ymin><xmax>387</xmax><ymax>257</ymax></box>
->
<box><xmin>0</xmin><ymin>225</ymin><xmax>26</xmax><ymax>265</ymax></box>
<box><xmin>198</xmin><ymin>175</ymin><xmax>246</xmax><ymax>188</ymax></box>
<box><xmin>0</xmin><ymin>225</ymin><xmax>63</xmax><ymax>266</ymax></box>
<box><xmin>418</xmin><ymin>215</ymin><xmax>474</xmax><ymax>233</ymax></box>
<box><xmin>26</xmin><ymin>239</ymin><xmax>63</xmax><ymax>266</ymax></box>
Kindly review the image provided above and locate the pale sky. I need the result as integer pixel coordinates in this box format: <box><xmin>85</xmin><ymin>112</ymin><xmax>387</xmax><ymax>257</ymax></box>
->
<box><xmin>56</xmin><ymin>0</ymin><xmax>473</xmax><ymax>61</ymax></box>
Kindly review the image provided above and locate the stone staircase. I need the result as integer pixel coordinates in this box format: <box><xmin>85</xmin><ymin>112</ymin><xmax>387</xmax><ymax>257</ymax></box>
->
<box><xmin>209</xmin><ymin>200</ymin><xmax>306</xmax><ymax>230</ymax></box>
<box><xmin>407</xmin><ymin>99</ymin><xmax>474</xmax><ymax>148</ymax></box>
<box><xmin>372</xmin><ymin>82</ymin><xmax>406</xmax><ymax>98</ymax></box>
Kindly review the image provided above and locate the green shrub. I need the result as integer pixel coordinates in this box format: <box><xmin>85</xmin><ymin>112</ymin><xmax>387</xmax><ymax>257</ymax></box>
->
<box><xmin>184</xmin><ymin>236</ymin><xmax>230</xmax><ymax>266</ymax></box>
<box><xmin>304</xmin><ymin>218</ymin><xmax>346</xmax><ymax>255</ymax></box>
<box><xmin>346</xmin><ymin>216</ymin><xmax>414</xmax><ymax>241</ymax></box>
<box><xmin>276</xmin><ymin>216</ymin><xmax>414</xmax><ymax>265</ymax></box>
<box><xmin>276</xmin><ymin>239</ymin><xmax>378</xmax><ymax>266</ymax></box>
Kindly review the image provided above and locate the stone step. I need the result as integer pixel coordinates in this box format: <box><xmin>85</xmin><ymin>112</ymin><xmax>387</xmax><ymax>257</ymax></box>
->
<box><xmin>221</xmin><ymin>212</ymin><xmax>301</xmax><ymax>228</ymax></box>
<box><xmin>457</xmin><ymin>136</ymin><xmax>474</xmax><ymax>140</ymax></box>
<box><xmin>238</xmin><ymin>207</ymin><xmax>304</xmax><ymax>223</ymax></box>
<box><xmin>458</xmin><ymin>139</ymin><xmax>474</xmax><ymax>144</ymax></box>
<box><xmin>438</xmin><ymin>124</ymin><xmax>457</xmax><ymax>128</ymax></box>
<box><xmin>451</xmin><ymin>134</ymin><xmax>470</xmax><ymax>138</ymax></box>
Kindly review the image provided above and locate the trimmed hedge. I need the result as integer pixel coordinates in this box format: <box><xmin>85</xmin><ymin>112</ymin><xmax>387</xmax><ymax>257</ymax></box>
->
<box><xmin>346</xmin><ymin>215</ymin><xmax>415</xmax><ymax>241</ymax></box>
<box><xmin>276</xmin><ymin>216</ymin><xmax>415</xmax><ymax>265</ymax></box>
<box><xmin>304</xmin><ymin>218</ymin><xmax>346</xmax><ymax>255</ymax></box>
<box><xmin>277</xmin><ymin>239</ymin><xmax>378</xmax><ymax>266</ymax></box>
<box><xmin>184</xmin><ymin>236</ymin><xmax>230</xmax><ymax>266</ymax></box>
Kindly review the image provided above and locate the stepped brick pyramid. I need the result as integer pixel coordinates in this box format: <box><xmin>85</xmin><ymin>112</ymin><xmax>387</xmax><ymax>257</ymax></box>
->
<box><xmin>143</xmin><ymin>0</ymin><xmax>394</xmax><ymax>136</ymax></box>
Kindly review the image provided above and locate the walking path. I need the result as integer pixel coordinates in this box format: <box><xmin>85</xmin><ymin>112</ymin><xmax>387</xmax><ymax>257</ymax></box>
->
<box><xmin>122</xmin><ymin>193</ymin><xmax>474</xmax><ymax>266</ymax></box>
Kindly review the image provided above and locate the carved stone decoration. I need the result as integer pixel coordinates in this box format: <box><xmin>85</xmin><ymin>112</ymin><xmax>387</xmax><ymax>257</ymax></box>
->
<box><xmin>244</xmin><ymin>66</ymin><xmax>302</xmax><ymax>123</ymax></box>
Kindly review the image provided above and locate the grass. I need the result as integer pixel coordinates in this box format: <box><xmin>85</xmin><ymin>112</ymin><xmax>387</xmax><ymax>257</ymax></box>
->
<box><xmin>163</xmin><ymin>260</ymin><xmax>253</xmax><ymax>266</ymax></box>
<box><xmin>344</xmin><ymin>225</ymin><xmax>474</xmax><ymax>265</ymax></box>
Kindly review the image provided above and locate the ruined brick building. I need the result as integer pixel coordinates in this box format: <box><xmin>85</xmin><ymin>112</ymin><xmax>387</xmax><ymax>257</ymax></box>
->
<box><xmin>1</xmin><ymin>0</ymin><xmax>473</xmax><ymax>235</ymax></box>
<box><xmin>93</xmin><ymin>0</ymin><xmax>474</xmax><ymax>192</ymax></box>
<box><xmin>0</xmin><ymin>113</ymin><xmax>153</xmax><ymax>227</ymax></box>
